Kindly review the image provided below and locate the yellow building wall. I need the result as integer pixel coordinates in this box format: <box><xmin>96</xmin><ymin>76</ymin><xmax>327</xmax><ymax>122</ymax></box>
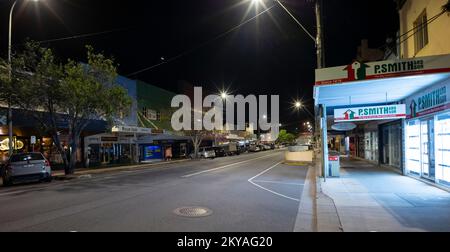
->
<box><xmin>399</xmin><ymin>0</ymin><xmax>450</xmax><ymax>58</ymax></box>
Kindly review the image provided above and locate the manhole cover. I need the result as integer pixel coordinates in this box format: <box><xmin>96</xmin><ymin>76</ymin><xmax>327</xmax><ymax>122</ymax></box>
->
<box><xmin>173</xmin><ymin>206</ymin><xmax>213</xmax><ymax>218</ymax></box>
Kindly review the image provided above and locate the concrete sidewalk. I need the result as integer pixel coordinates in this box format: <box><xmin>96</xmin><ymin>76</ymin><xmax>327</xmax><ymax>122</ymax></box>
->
<box><xmin>320</xmin><ymin>158</ymin><xmax>450</xmax><ymax>232</ymax></box>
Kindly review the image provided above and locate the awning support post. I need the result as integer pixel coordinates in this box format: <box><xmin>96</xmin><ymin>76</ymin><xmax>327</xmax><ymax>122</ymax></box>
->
<box><xmin>320</xmin><ymin>104</ymin><xmax>329</xmax><ymax>182</ymax></box>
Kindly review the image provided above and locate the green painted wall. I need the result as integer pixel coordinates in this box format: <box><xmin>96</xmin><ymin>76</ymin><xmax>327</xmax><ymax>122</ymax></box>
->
<box><xmin>136</xmin><ymin>81</ymin><xmax>176</xmax><ymax>131</ymax></box>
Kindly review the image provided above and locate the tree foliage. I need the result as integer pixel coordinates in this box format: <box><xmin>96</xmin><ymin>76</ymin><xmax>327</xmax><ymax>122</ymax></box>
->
<box><xmin>11</xmin><ymin>42</ymin><xmax>131</xmax><ymax>174</ymax></box>
<box><xmin>277</xmin><ymin>130</ymin><xmax>296</xmax><ymax>144</ymax></box>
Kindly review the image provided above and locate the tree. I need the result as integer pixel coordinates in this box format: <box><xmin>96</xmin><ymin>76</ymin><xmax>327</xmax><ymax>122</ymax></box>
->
<box><xmin>186</xmin><ymin>130</ymin><xmax>207</xmax><ymax>159</ymax></box>
<box><xmin>277</xmin><ymin>130</ymin><xmax>296</xmax><ymax>144</ymax></box>
<box><xmin>12</xmin><ymin>42</ymin><xmax>132</xmax><ymax>175</ymax></box>
<box><xmin>0</xmin><ymin>58</ymin><xmax>11</xmax><ymax>105</ymax></box>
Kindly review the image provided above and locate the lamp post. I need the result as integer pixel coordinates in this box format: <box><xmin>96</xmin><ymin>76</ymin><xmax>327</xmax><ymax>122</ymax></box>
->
<box><xmin>7</xmin><ymin>0</ymin><xmax>41</xmax><ymax>155</ymax></box>
<box><xmin>254</xmin><ymin>0</ymin><xmax>327</xmax><ymax>177</ymax></box>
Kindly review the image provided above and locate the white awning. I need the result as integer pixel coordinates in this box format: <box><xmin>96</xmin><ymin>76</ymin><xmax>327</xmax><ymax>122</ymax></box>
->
<box><xmin>315</xmin><ymin>73</ymin><xmax>450</xmax><ymax>107</ymax></box>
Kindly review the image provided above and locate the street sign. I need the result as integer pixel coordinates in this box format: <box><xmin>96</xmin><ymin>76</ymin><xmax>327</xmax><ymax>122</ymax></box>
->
<box><xmin>334</xmin><ymin>105</ymin><xmax>406</xmax><ymax>122</ymax></box>
<box><xmin>31</xmin><ymin>136</ymin><xmax>37</xmax><ymax>145</ymax></box>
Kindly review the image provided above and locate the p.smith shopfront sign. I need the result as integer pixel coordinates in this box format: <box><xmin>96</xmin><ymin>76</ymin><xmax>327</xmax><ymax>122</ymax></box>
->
<box><xmin>334</xmin><ymin>105</ymin><xmax>407</xmax><ymax>122</ymax></box>
<box><xmin>406</xmin><ymin>82</ymin><xmax>450</xmax><ymax>119</ymax></box>
<box><xmin>316</xmin><ymin>54</ymin><xmax>450</xmax><ymax>86</ymax></box>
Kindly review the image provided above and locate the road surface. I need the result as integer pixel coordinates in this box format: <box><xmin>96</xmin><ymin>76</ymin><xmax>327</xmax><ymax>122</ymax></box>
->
<box><xmin>0</xmin><ymin>150</ymin><xmax>308</xmax><ymax>232</ymax></box>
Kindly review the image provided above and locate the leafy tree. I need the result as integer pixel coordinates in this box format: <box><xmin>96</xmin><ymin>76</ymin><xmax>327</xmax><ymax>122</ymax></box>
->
<box><xmin>277</xmin><ymin>130</ymin><xmax>296</xmax><ymax>144</ymax></box>
<box><xmin>12</xmin><ymin>42</ymin><xmax>131</xmax><ymax>175</ymax></box>
<box><xmin>0</xmin><ymin>58</ymin><xmax>11</xmax><ymax>101</ymax></box>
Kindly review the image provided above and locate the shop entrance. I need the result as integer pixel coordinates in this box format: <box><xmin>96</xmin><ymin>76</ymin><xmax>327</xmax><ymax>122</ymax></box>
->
<box><xmin>420</xmin><ymin>118</ymin><xmax>436</xmax><ymax>180</ymax></box>
<box><xmin>406</xmin><ymin>118</ymin><xmax>436</xmax><ymax>181</ymax></box>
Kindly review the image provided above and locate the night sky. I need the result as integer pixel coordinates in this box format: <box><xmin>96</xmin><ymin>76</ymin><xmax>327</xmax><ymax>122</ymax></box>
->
<box><xmin>0</xmin><ymin>0</ymin><xmax>399</xmax><ymax>131</ymax></box>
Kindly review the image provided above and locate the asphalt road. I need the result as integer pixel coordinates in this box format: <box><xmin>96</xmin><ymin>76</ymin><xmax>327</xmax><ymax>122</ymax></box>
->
<box><xmin>0</xmin><ymin>150</ymin><xmax>308</xmax><ymax>232</ymax></box>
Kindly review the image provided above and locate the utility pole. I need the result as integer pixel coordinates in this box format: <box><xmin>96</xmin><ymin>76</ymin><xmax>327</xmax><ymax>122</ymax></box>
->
<box><xmin>315</xmin><ymin>0</ymin><xmax>325</xmax><ymax>69</ymax></box>
<box><xmin>274</xmin><ymin>0</ymin><xmax>327</xmax><ymax>177</ymax></box>
<box><xmin>7</xmin><ymin>1</ymin><xmax>18</xmax><ymax>156</ymax></box>
<box><xmin>314</xmin><ymin>0</ymin><xmax>328</xmax><ymax>180</ymax></box>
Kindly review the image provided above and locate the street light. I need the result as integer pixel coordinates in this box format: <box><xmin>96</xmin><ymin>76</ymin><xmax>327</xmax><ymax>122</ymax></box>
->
<box><xmin>7</xmin><ymin>0</ymin><xmax>42</xmax><ymax>155</ymax></box>
<box><xmin>221</xmin><ymin>92</ymin><xmax>228</xmax><ymax>100</ymax></box>
<box><xmin>295</xmin><ymin>101</ymin><xmax>302</xmax><ymax>109</ymax></box>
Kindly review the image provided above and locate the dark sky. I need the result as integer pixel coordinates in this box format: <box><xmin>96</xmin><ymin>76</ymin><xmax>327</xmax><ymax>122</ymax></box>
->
<box><xmin>0</xmin><ymin>0</ymin><xmax>399</xmax><ymax>131</ymax></box>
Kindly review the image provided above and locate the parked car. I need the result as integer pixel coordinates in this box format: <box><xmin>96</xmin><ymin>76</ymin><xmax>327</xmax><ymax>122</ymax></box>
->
<box><xmin>249</xmin><ymin>145</ymin><xmax>261</xmax><ymax>152</ymax></box>
<box><xmin>262</xmin><ymin>145</ymin><xmax>272</xmax><ymax>151</ymax></box>
<box><xmin>190</xmin><ymin>147</ymin><xmax>216</xmax><ymax>159</ymax></box>
<box><xmin>237</xmin><ymin>145</ymin><xmax>248</xmax><ymax>154</ymax></box>
<box><xmin>2</xmin><ymin>152</ymin><xmax>52</xmax><ymax>187</ymax></box>
<box><xmin>212</xmin><ymin>147</ymin><xmax>226</xmax><ymax>157</ymax></box>
<box><xmin>221</xmin><ymin>142</ymin><xmax>240</xmax><ymax>156</ymax></box>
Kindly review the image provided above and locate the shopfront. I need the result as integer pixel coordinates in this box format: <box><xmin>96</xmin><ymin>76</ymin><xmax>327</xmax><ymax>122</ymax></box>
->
<box><xmin>405</xmin><ymin>79</ymin><xmax>450</xmax><ymax>186</ymax></box>
<box><xmin>84</xmin><ymin>133</ymin><xmax>139</xmax><ymax>167</ymax></box>
<box><xmin>379</xmin><ymin>121</ymin><xmax>402</xmax><ymax>169</ymax></box>
<box><xmin>314</xmin><ymin>54</ymin><xmax>450</xmax><ymax>182</ymax></box>
<box><xmin>137</xmin><ymin>133</ymin><xmax>191</xmax><ymax>162</ymax></box>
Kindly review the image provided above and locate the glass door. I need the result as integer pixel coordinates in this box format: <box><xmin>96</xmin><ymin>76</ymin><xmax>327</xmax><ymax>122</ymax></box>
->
<box><xmin>435</xmin><ymin>112</ymin><xmax>450</xmax><ymax>186</ymax></box>
<box><xmin>406</xmin><ymin>120</ymin><xmax>421</xmax><ymax>175</ymax></box>
<box><xmin>420</xmin><ymin>118</ymin><xmax>435</xmax><ymax>180</ymax></box>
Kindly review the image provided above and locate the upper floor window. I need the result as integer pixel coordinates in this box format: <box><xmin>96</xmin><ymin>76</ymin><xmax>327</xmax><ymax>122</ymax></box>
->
<box><xmin>414</xmin><ymin>10</ymin><xmax>429</xmax><ymax>54</ymax></box>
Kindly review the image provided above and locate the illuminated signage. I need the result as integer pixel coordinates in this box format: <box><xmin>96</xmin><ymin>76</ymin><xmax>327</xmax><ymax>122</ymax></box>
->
<box><xmin>0</xmin><ymin>138</ymin><xmax>24</xmax><ymax>151</ymax></box>
<box><xmin>406</xmin><ymin>83</ymin><xmax>450</xmax><ymax>119</ymax></box>
<box><xmin>316</xmin><ymin>54</ymin><xmax>450</xmax><ymax>86</ymax></box>
<box><xmin>334</xmin><ymin>105</ymin><xmax>406</xmax><ymax>122</ymax></box>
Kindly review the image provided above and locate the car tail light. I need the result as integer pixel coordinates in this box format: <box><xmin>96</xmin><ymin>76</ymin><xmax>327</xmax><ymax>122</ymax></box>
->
<box><xmin>45</xmin><ymin>159</ymin><xmax>51</xmax><ymax>167</ymax></box>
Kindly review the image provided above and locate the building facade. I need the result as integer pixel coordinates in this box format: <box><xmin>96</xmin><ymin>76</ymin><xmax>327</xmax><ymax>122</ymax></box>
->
<box><xmin>397</xmin><ymin>0</ymin><xmax>450</xmax><ymax>58</ymax></box>
<box><xmin>397</xmin><ymin>0</ymin><xmax>450</xmax><ymax>186</ymax></box>
<box><xmin>314</xmin><ymin>52</ymin><xmax>450</xmax><ymax>188</ymax></box>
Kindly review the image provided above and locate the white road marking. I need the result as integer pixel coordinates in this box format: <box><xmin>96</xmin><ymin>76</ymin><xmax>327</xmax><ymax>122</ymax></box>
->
<box><xmin>248</xmin><ymin>162</ymin><xmax>301</xmax><ymax>202</ymax></box>
<box><xmin>0</xmin><ymin>190</ymin><xmax>27</xmax><ymax>197</ymax></box>
<box><xmin>251</xmin><ymin>180</ymin><xmax>305</xmax><ymax>186</ymax></box>
<box><xmin>181</xmin><ymin>153</ymin><xmax>281</xmax><ymax>178</ymax></box>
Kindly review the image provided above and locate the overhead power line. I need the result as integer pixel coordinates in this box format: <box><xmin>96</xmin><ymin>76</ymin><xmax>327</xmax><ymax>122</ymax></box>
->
<box><xmin>35</xmin><ymin>27</ymin><xmax>133</xmax><ymax>44</ymax></box>
<box><xmin>127</xmin><ymin>4</ymin><xmax>278</xmax><ymax>77</ymax></box>
<box><xmin>396</xmin><ymin>9</ymin><xmax>446</xmax><ymax>46</ymax></box>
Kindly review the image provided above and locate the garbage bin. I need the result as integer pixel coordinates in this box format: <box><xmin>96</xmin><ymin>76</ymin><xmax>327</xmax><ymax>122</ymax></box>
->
<box><xmin>328</xmin><ymin>151</ymin><xmax>340</xmax><ymax>177</ymax></box>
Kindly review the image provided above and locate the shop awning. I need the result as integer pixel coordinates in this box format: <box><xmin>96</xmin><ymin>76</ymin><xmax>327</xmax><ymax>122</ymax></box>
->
<box><xmin>137</xmin><ymin>133</ymin><xmax>190</xmax><ymax>144</ymax></box>
<box><xmin>314</xmin><ymin>54</ymin><xmax>450</xmax><ymax>109</ymax></box>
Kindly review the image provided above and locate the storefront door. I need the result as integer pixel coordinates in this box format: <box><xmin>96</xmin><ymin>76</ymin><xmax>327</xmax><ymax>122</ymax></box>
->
<box><xmin>420</xmin><ymin>118</ymin><xmax>435</xmax><ymax>180</ymax></box>
<box><xmin>435</xmin><ymin>112</ymin><xmax>450</xmax><ymax>186</ymax></box>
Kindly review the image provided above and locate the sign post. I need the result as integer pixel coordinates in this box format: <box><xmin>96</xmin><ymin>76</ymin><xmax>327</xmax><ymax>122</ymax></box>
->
<box><xmin>31</xmin><ymin>136</ymin><xmax>36</xmax><ymax>152</ymax></box>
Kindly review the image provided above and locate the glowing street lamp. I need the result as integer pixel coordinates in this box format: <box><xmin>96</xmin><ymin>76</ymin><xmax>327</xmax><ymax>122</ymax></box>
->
<box><xmin>295</xmin><ymin>101</ymin><xmax>302</xmax><ymax>109</ymax></box>
<box><xmin>221</xmin><ymin>92</ymin><xmax>228</xmax><ymax>100</ymax></box>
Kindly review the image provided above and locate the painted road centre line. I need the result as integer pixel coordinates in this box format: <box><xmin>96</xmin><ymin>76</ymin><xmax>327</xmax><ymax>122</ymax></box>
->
<box><xmin>248</xmin><ymin>162</ymin><xmax>301</xmax><ymax>202</ymax></box>
<box><xmin>251</xmin><ymin>180</ymin><xmax>305</xmax><ymax>186</ymax></box>
<box><xmin>181</xmin><ymin>152</ymin><xmax>281</xmax><ymax>178</ymax></box>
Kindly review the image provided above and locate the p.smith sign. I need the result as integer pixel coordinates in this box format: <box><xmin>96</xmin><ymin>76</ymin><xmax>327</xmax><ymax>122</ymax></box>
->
<box><xmin>316</xmin><ymin>54</ymin><xmax>450</xmax><ymax>86</ymax></box>
<box><xmin>334</xmin><ymin>105</ymin><xmax>407</xmax><ymax>122</ymax></box>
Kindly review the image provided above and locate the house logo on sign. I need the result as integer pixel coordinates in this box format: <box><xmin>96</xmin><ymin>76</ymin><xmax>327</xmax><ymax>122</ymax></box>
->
<box><xmin>344</xmin><ymin>61</ymin><xmax>370</xmax><ymax>81</ymax></box>
<box><xmin>410</xmin><ymin>100</ymin><xmax>418</xmax><ymax>118</ymax></box>
<box><xmin>344</xmin><ymin>110</ymin><xmax>356</xmax><ymax>120</ymax></box>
